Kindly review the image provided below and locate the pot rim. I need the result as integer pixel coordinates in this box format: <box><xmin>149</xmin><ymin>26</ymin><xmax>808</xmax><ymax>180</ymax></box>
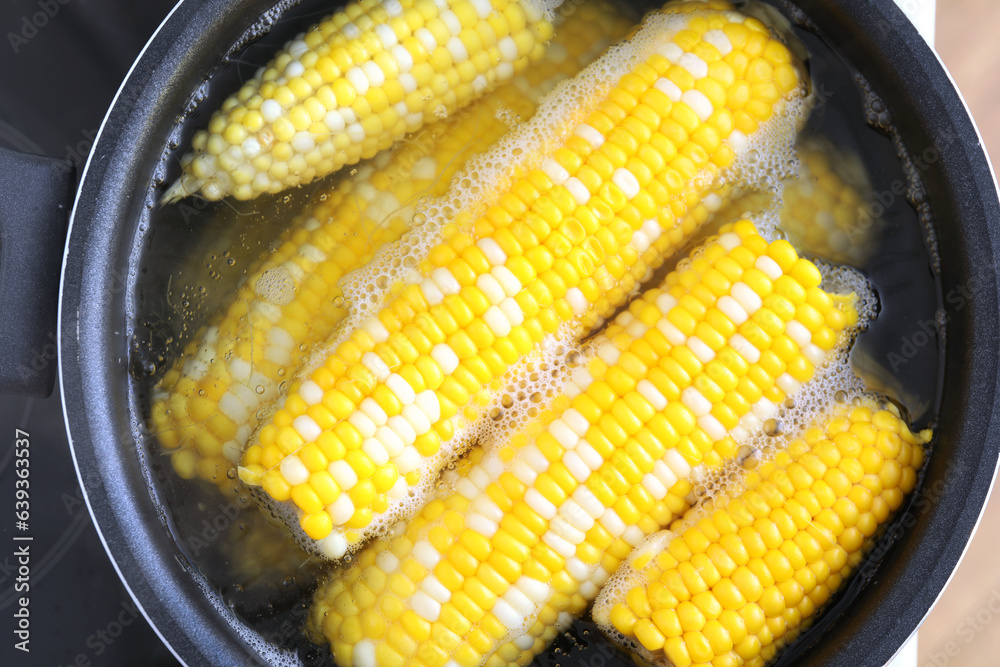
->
<box><xmin>895</xmin><ymin>36</ymin><xmax>1000</xmax><ymax>635</ymax></box>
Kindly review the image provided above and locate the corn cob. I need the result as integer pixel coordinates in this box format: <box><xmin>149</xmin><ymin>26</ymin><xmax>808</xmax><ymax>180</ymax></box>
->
<box><xmin>151</xmin><ymin>4</ymin><xmax>628</xmax><ymax>491</ymax></box>
<box><xmin>594</xmin><ymin>399</ymin><xmax>929</xmax><ymax>667</ymax></box>
<box><xmin>779</xmin><ymin>137</ymin><xmax>879</xmax><ymax>266</ymax></box>
<box><xmin>707</xmin><ymin>137</ymin><xmax>879</xmax><ymax>266</ymax></box>
<box><xmin>238</xmin><ymin>1</ymin><xmax>808</xmax><ymax>555</ymax></box>
<box><xmin>163</xmin><ymin>0</ymin><xmax>559</xmax><ymax>203</ymax></box>
<box><xmin>306</xmin><ymin>220</ymin><xmax>861</xmax><ymax>667</ymax></box>
<box><xmin>219</xmin><ymin>506</ymin><xmax>317</xmax><ymax>589</ymax></box>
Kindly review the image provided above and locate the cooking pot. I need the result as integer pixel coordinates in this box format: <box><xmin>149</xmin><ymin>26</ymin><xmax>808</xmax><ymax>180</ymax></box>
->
<box><xmin>0</xmin><ymin>0</ymin><xmax>996</xmax><ymax>664</ymax></box>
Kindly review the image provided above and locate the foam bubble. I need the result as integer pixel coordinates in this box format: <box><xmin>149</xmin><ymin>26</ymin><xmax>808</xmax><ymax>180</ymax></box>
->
<box><xmin>253</xmin><ymin>266</ymin><xmax>295</xmax><ymax>306</ymax></box>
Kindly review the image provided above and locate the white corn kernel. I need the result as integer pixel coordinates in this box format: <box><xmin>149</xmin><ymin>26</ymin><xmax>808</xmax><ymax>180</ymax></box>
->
<box><xmin>411</xmin><ymin>592</ymin><xmax>441</xmax><ymax>622</ymax></box>
<box><xmin>328</xmin><ymin>460</ymin><xmax>358</xmax><ymax>490</ymax></box>
<box><xmin>687</xmin><ymin>336</ymin><xmax>716</xmax><ymax>364</ymax></box>
<box><xmin>498</xmin><ymin>297</ymin><xmax>524</xmax><ymax>326</ymax></box>
<box><xmin>679</xmin><ymin>52</ymin><xmax>708</xmax><ymax>78</ymax></box>
<box><xmin>361</xmin><ymin>352</ymin><xmax>391</xmax><ymax>381</ymax></box>
<box><xmin>732</xmin><ymin>281</ymin><xmax>763</xmax><ymax>313</ymax></box>
<box><xmin>476</xmin><ymin>274</ymin><xmax>506</xmax><ymax>304</ymax></box>
<box><xmin>718</xmin><ymin>295</ymin><xmax>749</xmax><ymax>325</ymax></box>
<box><xmin>431</xmin><ymin>343</ymin><xmax>460</xmax><ymax>374</ymax></box>
<box><xmin>755</xmin><ymin>255</ymin><xmax>783</xmax><ymax>280</ymax></box>
<box><xmin>612</xmin><ymin>168</ymin><xmax>640</xmax><ymax>199</ymax></box>
<box><xmin>386</xmin><ymin>373</ymin><xmax>416</xmax><ymax>404</ymax></box>
<box><xmin>476</xmin><ymin>237</ymin><xmax>507</xmax><ymax>266</ymax></box>
<box><xmin>387</xmin><ymin>414</ymin><xmax>416</xmax><ymax>445</ymax></box>
<box><xmin>359</xmin><ymin>397</ymin><xmax>388</xmax><ymax>427</ymax></box>
<box><xmin>729</xmin><ymin>333</ymin><xmax>761</xmax><ymax>363</ymax></box>
<box><xmin>654</xmin><ymin>77</ymin><xmax>682</xmax><ymax>101</ymax></box>
<box><xmin>682</xmin><ymin>89</ymin><xmax>714</xmax><ymax>122</ymax></box>
<box><xmin>375</xmin><ymin>425</ymin><xmax>405</xmax><ymax>457</ymax></box>
<box><xmin>348</xmin><ymin>411</ymin><xmax>377</xmax><ymax>439</ymax></box>
<box><xmin>401</xmin><ymin>403</ymin><xmax>431</xmax><ymax>435</ymax></box>
<box><xmin>703</xmin><ymin>29</ymin><xmax>733</xmax><ymax>55</ymax></box>
<box><xmin>563</xmin><ymin>452</ymin><xmax>591</xmax><ymax>483</ymax></box>
<box><xmin>362</xmin><ymin>439</ymin><xmax>389</xmax><ymax>466</ymax></box>
<box><xmin>564</xmin><ymin>176</ymin><xmax>591</xmax><ymax>205</ymax></box>
<box><xmin>637</xmin><ymin>380</ymin><xmax>667</xmax><ymax>412</ymax></box>
<box><xmin>279</xmin><ymin>455</ymin><xmax>309</xmax><ymax>486</ymax></box>
<box><xmin>682</xmin><ymin>387</ymin><xmax>712</xmax><ymax>417</ymax></box>
<box><xmin>415</xmin><ymin>390</ymin><xmax>441</xmax><ymax>422</ymax></box>
<box><xmin>293</xmin><ymin>415</ymin><xmax>322</xmax><ymax>443</ymax></box>
<box><xmin>574</xmin><ymin>123</ymin><xmax>605</xmax><ymax>148</ymax></box>
<box><xmin>491</xmin><ymin>265</ymin><xmax>521</xmax><ymax>296</ymax></box>
<box><xmin>328</xmin><ymin>494</ymin><xmax>354</xmax><ymax>524</ymax></box>
<box><xmin>483</xmin><ymin>306</ymin><xmax>512</xmax><ymax>337</ymax></box>
<box><xmin>525</xmin><ymin>488</ymin><xmax>557</xmax><ymax>520</ymax></box>
<box><xmin>421</xmin><ymin>575</ymin><xmax>452</xmax><ymax>604</ymax></box>
<box><xmin>413</xmin><ymin>540</ymin><xmax>442</xmax><ymax>569</ymax></box>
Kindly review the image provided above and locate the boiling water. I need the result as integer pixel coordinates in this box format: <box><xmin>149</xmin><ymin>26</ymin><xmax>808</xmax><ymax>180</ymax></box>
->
<box><xmin>128</xmin><ymin>0</ymin><xmax>943</xmax><ymax>664</ymax></box>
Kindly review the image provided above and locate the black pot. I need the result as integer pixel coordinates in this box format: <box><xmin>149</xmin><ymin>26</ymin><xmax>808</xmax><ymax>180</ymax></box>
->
<box><xmin>1</xmin><ymin>0</ymin><xmax>996</xmax><ymax>664</ymax></box>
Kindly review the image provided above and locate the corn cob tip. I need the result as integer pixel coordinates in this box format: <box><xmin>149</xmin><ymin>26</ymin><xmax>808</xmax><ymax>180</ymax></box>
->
<box><xmin>780</xmin><ymin>137</ymin><xmax>881</xmax><ymax>266</ymax></box>
<box><xmin>161</xmin><ymin>177</ymin><xmax>197</xmax><ymax>205</ymax></box>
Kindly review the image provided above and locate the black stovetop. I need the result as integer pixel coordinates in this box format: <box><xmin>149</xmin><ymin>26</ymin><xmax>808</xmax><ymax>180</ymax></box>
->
<box><xmin>0</xmin><ymin>1</ymin><xmax>183</xmax><ymax>665</ymax></box>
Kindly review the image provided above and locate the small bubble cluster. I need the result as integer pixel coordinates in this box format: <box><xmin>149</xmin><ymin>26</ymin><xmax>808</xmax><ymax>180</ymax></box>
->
<box><xmin>254</xmin><ymin>265</ymin><xmax>296</xmax><ymax>306</ymax></box>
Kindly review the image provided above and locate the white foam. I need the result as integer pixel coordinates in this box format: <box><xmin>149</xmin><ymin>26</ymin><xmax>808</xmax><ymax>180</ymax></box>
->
<box><xmin>253</xmin><ymin>265</ymin><xmax>295</xmax><ymax>306</ymax></box>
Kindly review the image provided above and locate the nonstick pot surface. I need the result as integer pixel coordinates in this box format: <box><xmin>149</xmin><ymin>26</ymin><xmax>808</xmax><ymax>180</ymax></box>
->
<box><xmin>60</xmin><ymin>1</ymin><xmax>1000</xmax><ymax>665</ymax></box>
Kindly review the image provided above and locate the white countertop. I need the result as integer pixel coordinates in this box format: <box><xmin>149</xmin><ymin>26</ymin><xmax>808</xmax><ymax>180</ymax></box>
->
<box><xmin>894</xmin><ymin>0</ymin><xmax>937</xmax><ymax>46</ymax></box>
